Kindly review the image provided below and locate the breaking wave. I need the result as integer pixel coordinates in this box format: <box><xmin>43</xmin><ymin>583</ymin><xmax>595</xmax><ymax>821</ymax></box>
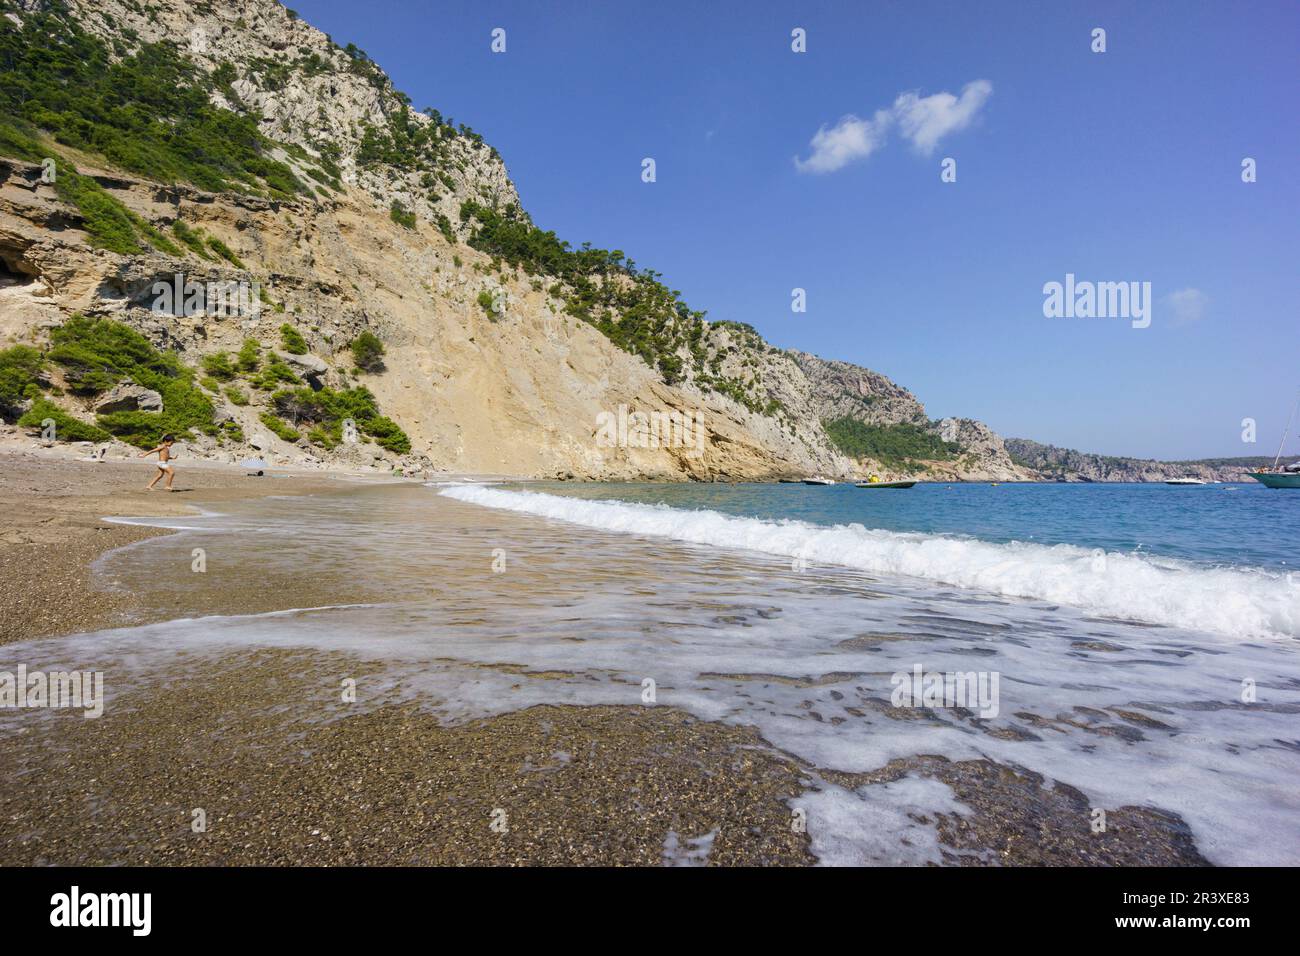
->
<box><xmin>439</xmin><ymin>485</ymin><xmax>1300</xmax><ymax>641</ymax></box>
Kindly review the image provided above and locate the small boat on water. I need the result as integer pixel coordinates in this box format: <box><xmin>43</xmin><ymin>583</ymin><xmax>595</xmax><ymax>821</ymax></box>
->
<box><xmin>802</xmin><ymin>476</ymin><xmax>836</xmax><ymax>485</ymax></box>
<box><xmin>1165</xmin><ymin>478</ymin><xmax>1206</xmax><ymax>485</ymax></box>
<box><xmin>1248</xmin><ymin>389</ymin><xmax>1300</xmax><ymax>489</ymax></box>
<box><xmin>855</xmin><ymin>475</ymin><xmax>915</xmax><ymax>489</ymax></box>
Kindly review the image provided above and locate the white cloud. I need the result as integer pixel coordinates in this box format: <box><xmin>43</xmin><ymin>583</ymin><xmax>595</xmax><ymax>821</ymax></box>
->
<box><xmin>795</xmin><ymin>80</ymin><xmax>992</xmax><ymax>173</ymax></box>
<box><xmin>893</xmin><ymin>80</ymin><xmax>993</xmax><ymax>155</ymax></box>
<box><xmin>1163</xmin><ymin>288</ymin><xmax>1209</xmax><ymax>325</ymax></box>
<box><xmin>793</xmin><ymin>110</ymin><xmax>893</xmax><ymax>174</ymax></box>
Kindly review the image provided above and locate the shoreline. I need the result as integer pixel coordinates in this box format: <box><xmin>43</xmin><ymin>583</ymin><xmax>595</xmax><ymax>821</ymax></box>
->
<box><xmin>0</xmin><ymin>449</ymin><xmax>392</xmax><ymax>644</ymax></box>
<box><xmin>0</xmin><ymin>452</ymin><xmax>1266</xmax><ymax>866</ymax></box>
<box><xmin>0</xmin><ymin>463</ymin><xmax>820</xmax><ymax>864</ymax></box>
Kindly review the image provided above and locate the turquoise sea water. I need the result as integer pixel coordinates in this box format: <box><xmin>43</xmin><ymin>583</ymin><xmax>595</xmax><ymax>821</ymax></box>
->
<box><xmin>522</xmin><ymin>481</ymin><xmax>1298</xmax><ymax>572</ymax></box>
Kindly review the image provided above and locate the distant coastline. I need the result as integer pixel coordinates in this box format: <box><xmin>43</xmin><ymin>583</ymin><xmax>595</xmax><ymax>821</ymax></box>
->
<box><xmin>1003</xmin><ymin>438</ymin><xmax>1298</xmax><ymax>484</ymax></box>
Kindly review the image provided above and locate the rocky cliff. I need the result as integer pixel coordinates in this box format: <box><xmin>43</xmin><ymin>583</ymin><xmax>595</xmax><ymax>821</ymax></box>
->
<box><xmin>0</xmin><ymin>0</ymin><xmax>1043</xmax><ymax>481</ymax></box>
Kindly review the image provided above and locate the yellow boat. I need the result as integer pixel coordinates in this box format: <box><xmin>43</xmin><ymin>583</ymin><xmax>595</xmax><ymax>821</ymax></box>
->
<box><xmin>855</xmin><ymin>475</ymin><xmax>916</xmax><ymax>489</ymax></box>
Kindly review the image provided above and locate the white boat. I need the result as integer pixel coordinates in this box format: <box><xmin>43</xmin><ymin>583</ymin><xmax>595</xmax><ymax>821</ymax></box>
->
<box><xmin>802</xmin><ymin>477</ymin><xmax>836</xmax><ymax>485</ymax></box>
<box><xmin>1165</xmin><ymin>478</ymin><xmax>1205</xmax><ymax>485</ymax></box>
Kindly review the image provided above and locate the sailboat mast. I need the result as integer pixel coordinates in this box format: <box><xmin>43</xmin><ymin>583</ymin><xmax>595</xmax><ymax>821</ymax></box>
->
<box><xmin>1272</xmin><ymin>388</ymin><xmax>1300</xmax><ymax>470</ymax></box>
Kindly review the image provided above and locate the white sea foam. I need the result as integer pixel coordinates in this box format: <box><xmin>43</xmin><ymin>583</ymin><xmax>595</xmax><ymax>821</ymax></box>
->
<box><xmin>795</xmin><ymin>775</ymin><xmax>974</xmax><ymax>866</ymax></box>
<box><xmin>440</xmin><ymin>485</ymin><xmax>1300</xmax><ymax>640</ymax></box>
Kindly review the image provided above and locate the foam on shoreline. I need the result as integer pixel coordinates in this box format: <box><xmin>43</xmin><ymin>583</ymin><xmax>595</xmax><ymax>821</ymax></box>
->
<box><xmin>439</xmin><ymin>484</ymin><xmax>1300</xmax><ymax>640</ymax></box>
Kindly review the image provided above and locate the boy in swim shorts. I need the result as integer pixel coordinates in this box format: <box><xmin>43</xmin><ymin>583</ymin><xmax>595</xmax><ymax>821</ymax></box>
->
<box><xmin>142</xmin><ymin>434</ymin><xmax>176</xmax><ymax>491</ymax></box>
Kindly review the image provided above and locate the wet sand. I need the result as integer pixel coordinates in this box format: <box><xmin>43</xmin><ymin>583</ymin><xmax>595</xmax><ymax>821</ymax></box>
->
<box><xmin>0</xmin><ymin>648</ymin><xmax>813</xmax><ymax>866</ymax></box>
<box><xmin>0</xmin><ymin>642</ymin><xmax>1205</xmax><ymax>867</ymax></box>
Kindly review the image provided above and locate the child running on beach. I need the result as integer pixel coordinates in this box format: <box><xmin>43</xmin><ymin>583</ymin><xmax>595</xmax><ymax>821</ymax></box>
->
<box><xmin>141</xmin><ymin>434</ymin><xmax>176</xmax><ymax>491</ymax></box>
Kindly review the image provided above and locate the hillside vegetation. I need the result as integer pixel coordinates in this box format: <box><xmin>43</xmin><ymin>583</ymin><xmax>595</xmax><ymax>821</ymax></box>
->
<box><xmin>0</xmin><ymin>3</ymin><xmax>305</xmax><ymax>199</ymax></box>
<box><xmin>823</xmin><ymin>418</ymin><xmax>960</xmax><ymax>469</ymax></box>
<box><xmin>0</xmin><ymin>316</ymin><xmax>410</xmax><ymax>455</ymax></box>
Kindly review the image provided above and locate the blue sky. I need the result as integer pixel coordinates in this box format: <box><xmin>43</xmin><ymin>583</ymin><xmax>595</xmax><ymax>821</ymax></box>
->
<box><xmin>291</xmin><ymin>0</ymin><xmax>1298</xmax><ymax>460</ymax></box>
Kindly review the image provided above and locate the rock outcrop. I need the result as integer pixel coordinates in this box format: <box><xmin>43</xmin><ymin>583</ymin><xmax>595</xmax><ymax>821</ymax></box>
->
<box><xmin>94</xmin><ymin>384</ymin><xmax>163</xmax><ymax>414</ymax></box>
<box><xmin>790</xmin><ymin>351</ymin><xmax>929</xmax><ymax>427</ymax></box>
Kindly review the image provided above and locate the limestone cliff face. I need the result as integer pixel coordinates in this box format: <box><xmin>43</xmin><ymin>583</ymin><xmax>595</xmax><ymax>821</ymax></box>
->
<box><xmin>930</xmin><ymin>418</ymin><xmax>1033</xmax><ymax>482</ymax></box>
<box><xmin>789</xmin><ymin>351</ymin><xmax>929</xmax><ymax>427</ymax></box>
<box><xmin>67</xmin><ymin>0</ymin><xmax>521</xmax><ymax>239</ymax></box>
<box><xmin>786</xmin><ymin>352</ymin><xmax>1032</xmax><ymax>480</ymax></box>
<box><xmin>0</xmin><ymin>0</ymin><xmax>1026</xmax><ymax>480</ymax></box>
<box><xmin>0</xmin><ymin>153</ymin><xmax>839</xmax><ymax>478</ymax></box>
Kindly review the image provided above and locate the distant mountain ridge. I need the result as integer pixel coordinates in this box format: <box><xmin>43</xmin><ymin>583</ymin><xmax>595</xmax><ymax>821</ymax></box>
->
<box><xmin>1005</xmin><ymin>439</ymin><xmax>1295</xmax><ymax>482</ymax></box>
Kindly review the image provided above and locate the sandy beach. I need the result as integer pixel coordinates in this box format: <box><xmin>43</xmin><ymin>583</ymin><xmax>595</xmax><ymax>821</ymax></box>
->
<box><xmin>0</xmin><ymin>453</ymin><xmax>813</xmax><ymax>865</ymax></box>
<box><xmin>0</xmin><ymin>450</ymin><xmax>351</xmax><ymax>644</ymax></box>
<box><xmin>0</xmin><ymin>453</ymin><xmax>1233</xmax><ymax>866</ymax></box>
